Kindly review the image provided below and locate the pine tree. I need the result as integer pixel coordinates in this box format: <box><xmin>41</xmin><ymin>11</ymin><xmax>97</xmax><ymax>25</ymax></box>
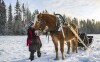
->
<box><xmin>42</xmin><ymin>9</ymin><xmax>48</xmax><ymax>14</ymax></box>
<box><xmin>95</xmin><ymin>21</ymin><xmax>100</xmax><ymax>33</ymax></box>
<box><xmin>66</xmin><ymin>17</ymin><xmax>71</xmax><ymax>23</ymax></box>
<box><xmin>0</xmin><ymin>0</ymin><xmax>6</xmax><ymax>35</ymax></box>
<box><xmin>26</xmin><ymin>8</ymin><xmax>32</xmax><ymax>21</ymax></box>
<box><xmin>87</xmin><ymin>19</ymin><xmax>93</xmax><ymax>34</ymax></box>
<box><xmin>7</xmin><ymin>4</ymin><xmax>13</xmax><ymax>35</ymax></box>
<box><xmin>79</xmin><ymin>20</ymin><xmax>87</xmax><ymax>33</ymax></box>
<box><xmin>21</xmin><ymin>3</ymin><xmax>26</xmax><ymax>34</ymax></box>
<box><xmin>35</xmin><ymin>9</ymin><xmax>39</xmax><ymax>14</ymax></box>
<box><xmin>13</xmin><ymin>0</ymin><xmax>22</xmax><ymax>35</ymax></box>
<box><xmin>63</xmin><ymin>14</ymin><xmax>67</xmax><ymax>23</ymax></box>
<box><xmin>22</xmin><ymin>3</ymin><xmax>25</xmax><ymax>21</ymax></box>
<box><xmin>72</xmin><ymin>17</ymin><xmax>78</xmax><ymax>26</ymax></box>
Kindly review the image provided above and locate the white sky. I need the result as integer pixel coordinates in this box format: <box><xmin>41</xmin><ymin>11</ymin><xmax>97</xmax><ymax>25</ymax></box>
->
<box><xmin>4</xmin><ymin>0</ymin><xmax>100</xmax><ymax>21</ymax></box>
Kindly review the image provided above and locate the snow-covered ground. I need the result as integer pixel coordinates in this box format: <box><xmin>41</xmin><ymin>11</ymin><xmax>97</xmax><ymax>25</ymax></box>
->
<box><xmin>0</xmin><ymin>34</ymin><xmax>100</xmax><ymax>62</ymax></box>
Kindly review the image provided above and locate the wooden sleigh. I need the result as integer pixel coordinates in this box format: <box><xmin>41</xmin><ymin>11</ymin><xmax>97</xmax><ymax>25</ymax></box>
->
<box><xmin>78</xmin><ymin>33</ymin><xmax>93</xmax><ymax>50</ymax></box>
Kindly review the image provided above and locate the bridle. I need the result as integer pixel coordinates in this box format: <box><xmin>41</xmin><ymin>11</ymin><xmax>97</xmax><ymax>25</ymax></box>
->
<box><xmin>35</xmin><ymin>16</ymin><xmax>47</xmax><ymax>32</ymax></box>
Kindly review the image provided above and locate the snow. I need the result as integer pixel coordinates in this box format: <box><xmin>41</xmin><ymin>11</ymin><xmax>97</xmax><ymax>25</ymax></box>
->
<box><xmin>0</xmin><ymin>34</ymin><xmax>100</xmax><ymax>62</ymax></box>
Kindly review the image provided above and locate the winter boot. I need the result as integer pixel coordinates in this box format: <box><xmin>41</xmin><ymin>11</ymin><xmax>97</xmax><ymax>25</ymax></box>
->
<box><xmin>29</xmin><ymin>56</ymin><xmax>34</xmax><ymax>61</ymax></box>
<box><xmin>29</xmin><ymin>52</ymin><xmax>34</xmax><ymax>61</ymax></box>
<box><xmin>37</xmin><ymin>51</ymin><xmax>41</xmax><ymax>57</ymax></box>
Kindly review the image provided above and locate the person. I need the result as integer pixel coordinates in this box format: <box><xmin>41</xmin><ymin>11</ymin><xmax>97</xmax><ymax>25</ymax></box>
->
<box><xmin>27</xmin><ymin>22</ymin><xmax>42</xmax><ymax>61</ymax></box>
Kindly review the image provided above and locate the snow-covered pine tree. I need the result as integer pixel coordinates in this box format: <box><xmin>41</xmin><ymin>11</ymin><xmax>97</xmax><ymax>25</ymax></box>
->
<box><xmin>0</xmin><ymin>0</ymin><xmax>6</xmax><ymax>35</ymax></box>
<box><xmin>7</xmin><ymin>4</ymin><xmax>13</xmax><ymax>35</ymax></box>
<box><xmin>13</xmin><ymin>0</ymin><xmax>22</xmax><ymax>35</ymax></box>
<box><xmin>21</xmin><ymin>3</ymin><xmax>26</xmax><ymax>34</ymax></box>
<box><xmin>72</xmin><ymin>17</ymin><xmax>78</xmax><ymax>26</ymax></box>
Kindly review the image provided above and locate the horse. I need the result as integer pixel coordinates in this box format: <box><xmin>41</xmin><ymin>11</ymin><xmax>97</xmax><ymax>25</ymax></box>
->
<box><xmin>34</xmin><ymin>13</ymin><xmax>78</xmax><ymax>60</ymax></box>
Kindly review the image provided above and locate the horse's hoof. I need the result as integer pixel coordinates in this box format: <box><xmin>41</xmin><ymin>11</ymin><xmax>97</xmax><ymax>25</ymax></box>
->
<box><xmin>62</xmin><ymin>58</ymin><xmax>65</xmax><ymax>60</ymax></box>
<box><xmin>76</xmin><ymin>51</ymin><xmax>78</xmax><ymax>53</ymax></box>
<box><xmin>54</xmin><ymin>58</ymin><xmax>59</xmax><ymax>60</ymax></box>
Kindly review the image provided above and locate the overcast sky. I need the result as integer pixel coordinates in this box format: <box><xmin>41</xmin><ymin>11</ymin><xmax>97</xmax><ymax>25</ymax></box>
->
<box><xmin>4</xmin><ymin>0</ymin><xmax>100</xmax><ymax>21</ymax></box>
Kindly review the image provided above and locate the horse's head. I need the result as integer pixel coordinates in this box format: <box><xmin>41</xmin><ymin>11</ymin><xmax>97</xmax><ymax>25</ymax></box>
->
<box><xmin>34</xmin><ymin>13</ymin><xmax>57</xmax><ymax>35</ymax></box>
<box><xmin>33</xmin><ymin>13</ymin><xmax>48</xmax><ymax>35</ymax></box>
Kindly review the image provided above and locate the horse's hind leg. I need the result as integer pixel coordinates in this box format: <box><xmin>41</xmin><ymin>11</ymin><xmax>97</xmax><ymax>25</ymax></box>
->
<box><xmin>75</xmin><ymin>37</ymin><xmax>78</xmax><ymax>53</ymax></box>
<box><xmin>60</xmin><ymin>39</ymin><xmax>65</xmax><ymax>60</ymax></box>
<box><xmin>72</xmin><ymin>37</ymin><xmax>78</xmax><ymax>53</ymax></box>
<box><xmin>67</xmin><ymin>41</ymin><xmax>70</xmax><ymax>54</ymax></box>
<box><xmin>72</xmin><ymin>40</ymin><xmax>75</xmax><ymax>52</ymax></box>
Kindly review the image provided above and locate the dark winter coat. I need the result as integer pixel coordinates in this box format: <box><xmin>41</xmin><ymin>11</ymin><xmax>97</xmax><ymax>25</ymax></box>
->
<box><xmin>27</xmin><ymin>27</ymin><xmax>42</xmax><ymax>52</ymax></box>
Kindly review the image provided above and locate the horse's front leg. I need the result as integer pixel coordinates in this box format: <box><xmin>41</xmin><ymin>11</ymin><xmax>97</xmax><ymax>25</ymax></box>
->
<box><xmin>60</xmin><ymin>40</ymin><xmax>65</xmax><ymax>60</ymax></box>
<box><xmin>52</xmin><ymin>39</ymin><xmax>59</xmax><ymax>60</ymax></box>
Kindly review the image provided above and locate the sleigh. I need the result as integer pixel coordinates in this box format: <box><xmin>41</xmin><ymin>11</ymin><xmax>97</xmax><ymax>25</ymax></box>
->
<box><xmin>78</xmin><ymin>33</ymin><xmax>93</xmax><ymax>50</ymax></box>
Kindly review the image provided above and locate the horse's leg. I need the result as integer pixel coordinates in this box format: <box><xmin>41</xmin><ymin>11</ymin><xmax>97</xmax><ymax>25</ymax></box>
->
<box><xmin>75</xmin><ymin>37</ymin><xmax>78</xmax><ymax>53</ymax></box>
<box><xmin>72</xmin><ymin>37</ymin><xmax>78</xmax><ymax>53</ymax></box>
<box><xmin>72</xmin><ymin>40</ymin><xmax>75</xmax><ymax>52</ymax></box>
<box><xmin>52</xmin><ymin>37</ymin><xmax>59</xmax><ymax>60</ymax></box>
<box><xmin>75</xmin><ymin>29</ymin><xmax>78</xmax><ymax>53</ymax></box>
<box><xmin>67</xmin><ymin>41</ymin><xmax>70</xmax><ymax>54</ymax></box>
<box><xmin>60</xmin><ymin>39</ymin><xmax>65</xmax><ymax>60</ymax></box>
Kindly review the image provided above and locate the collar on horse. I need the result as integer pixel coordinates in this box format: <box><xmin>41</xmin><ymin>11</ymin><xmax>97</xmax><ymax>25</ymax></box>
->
<box><xmin>50</xmin><ymin>14</ymin><xmax>65</xmax><ymax>33</ymax></box>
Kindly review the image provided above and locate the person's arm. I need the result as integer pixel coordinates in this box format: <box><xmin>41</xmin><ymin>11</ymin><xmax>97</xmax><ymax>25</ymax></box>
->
<box><xmin>27</xmin><ymin>38</ymin><xmax>31</xmax><ymax>46</ymax></box>
<box><xmin>28</xmin><ymin>29</ymin><xmax>33</xmax><ymax>40</ymax></box>
<box><xmin>27</xmin><ymin>29</ymin><xmax>32</xmax><ymax>46</ymax></box>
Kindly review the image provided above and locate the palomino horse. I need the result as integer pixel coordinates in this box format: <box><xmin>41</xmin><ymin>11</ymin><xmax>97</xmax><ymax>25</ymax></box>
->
<box><xmin>34</xmin><ymin>13</ymin><xmax>78</xmax><ymax>60</ymax></box>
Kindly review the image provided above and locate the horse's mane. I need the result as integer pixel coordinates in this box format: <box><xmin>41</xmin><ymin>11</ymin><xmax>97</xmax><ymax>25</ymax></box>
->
<box><xmin>40</xmin><ymin>14</ymin><xmax>56</xmax><ymax>23</ymax></box>
<box><xmin>41</xmin><ymin>13</ymin><xmax>56</xmax><ymax>18</ymax></box>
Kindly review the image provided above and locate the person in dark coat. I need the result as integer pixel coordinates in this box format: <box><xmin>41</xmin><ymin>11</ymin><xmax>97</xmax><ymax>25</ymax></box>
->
<box><xmin>27</xmin><ymin>22</ymin><xmax>42</xmax><ymax>61</ymax></box>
